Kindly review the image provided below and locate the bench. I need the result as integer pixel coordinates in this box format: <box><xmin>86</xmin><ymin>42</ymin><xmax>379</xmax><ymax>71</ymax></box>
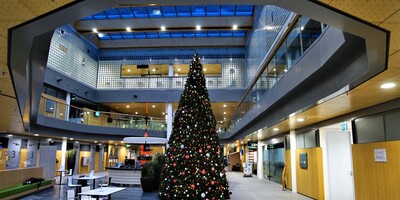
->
<box><xmin>0</xmin><ymin>179</ymin><xmax>54</xmax><ymax>200</ymax></box>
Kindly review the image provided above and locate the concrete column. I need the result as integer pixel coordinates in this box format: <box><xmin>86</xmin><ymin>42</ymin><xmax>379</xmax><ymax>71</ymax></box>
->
<box><xmin>257</xmin><ymin>140</ymin><xmax>263</xmax><ymax>179</ymax></box>
<box><xmin>290</xmin><ymin>129</ymin><xmax>297</xmax><ymax>193</ymax></box>
<box><xmin>166</xmin><ymin>103</ymin><xmax>173</xmax><ymax>143</ymax></box>
<box><xmin>168</xmin><ymin>64</ymin><xmax>174</xmax><ymax>76</ymax></box>
<box><xmin>65</xmin><ymin>93</ymin><xmax>71</xmax><ymax>121</ymax></box>
<box><xmin>60</xmin><ymin>138</ymin><xmax>67</xmax><ymax>170</ymax></box>
<box><xmin>99</xmin><ymin>145</ymin><xmax>104</xmax><ymax>172</ymax></box>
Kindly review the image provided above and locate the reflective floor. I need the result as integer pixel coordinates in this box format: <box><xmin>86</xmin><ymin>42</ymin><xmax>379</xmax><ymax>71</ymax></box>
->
<box><xmin>21</xmin><ymin>172</ymin><xmax>311</xmax><ymax>200</ymax></box>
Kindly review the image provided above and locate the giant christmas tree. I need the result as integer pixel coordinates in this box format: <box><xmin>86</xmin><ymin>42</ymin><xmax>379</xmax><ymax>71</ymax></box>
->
<box><xmin>159</xmin><ymin>53</ymin><xmax>230</xmax><ymax>199</ymax></box>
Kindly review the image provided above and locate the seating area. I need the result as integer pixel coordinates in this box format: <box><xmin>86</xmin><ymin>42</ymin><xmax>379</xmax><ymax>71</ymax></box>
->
<box><xmin>0</xmin><ymin>167</ymin><xmax>54</xmax><ymax>200</ymax></box>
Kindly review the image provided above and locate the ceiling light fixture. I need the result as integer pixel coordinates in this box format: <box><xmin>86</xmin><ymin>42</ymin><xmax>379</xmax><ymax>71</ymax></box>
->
<box><xmin>204</xmin><ymin>68</ymin><xmax>207</xmax><ymax>71</ymax></box>
<box><xmin>380</xmin><ymin>83</ymin><xmax>396</xmax><ymax>89</ymax></box>
<box><xmin>232</xmin><ymin>24</ymin><xmax>238</xmax><ymax>30</ymax></box>
<box><xmin>92</xmin><ymin>28</ymin><xmax>98</xmax><ymax>33</ymax></box>
<box><xmin>8</xmin><ymin>134</ymin><xmax>13</xmax><ymax>137</ymax></box>
<box><xmin>152</xmin><ymin>105</ymin><xmax>156</xmax><ymax>108</ymax></box>
<box><xmin>94</xmin><ymin>141</ymin><xmax>98</xmax><ymax>143</ymax></box>
<box><xmin>135</xmin><ymin>112</ymin><xmax>138</xmax><ymax>114</ymax></box>
<box><xmin>126</xmin><ymin>105</ymin><xmax>130</xmax><ymax>108</ymax></box>
<box><xmin>97</xmin><ymin>33</ymin><xmax>104</xmax><ymax>37</ymax></box>
<box><xmin>196</xmin><ymin>25</ymin><xmax>201</xmax><ymax>30</ymax></box>
<box><xmin>223</xmin><ymin>112</ymin><xmax>226</xmax><ymax>115</ymax></box>
<box><xmin>127</xmin><ymin>69</ymin><xmax>131</xmax><ymax>72</ymax></box>
<box><xmin>161</xmin><ymin>26</ymin><xmax>166</xmax><ymax>31</ymax></box>
<box><xmin>297</xmin><ymin>118</ymin><xmax>304</xmax><ymax>122</ymax></box>
<box><xmin>152</xmin><ymin>68</ymin><xmax>156</xmax><ymax>72</ymax></box>
<box><xmin>34</xmin><ymin>134</ymin><xmax>39</xmax><ymax>136</ymax></box>
<box><xmin>289</xmin><ymin>113</ymin><xmax>295</xmax><ymax>117</ymax></box>
<box><xmin>70</xmin><ymin>138</ymin><xmax>73</xmax><ymax>140</ymax></box>
<box><xmin>247</xmin><ymin>138</ymin><xmax>250</xmax><ymax>141</ymax></box>
<box><xmin>273</xmin><ymin>128</ymin><xmax>279</xmax><ymax>131</ymax></box>
<box><xmin>223</xmin><ymin>104</ymin><xmax>227</xmax><ymax>107</ymax></box>
<box><xmin>126</xmin><ymin>27</ymin><xmax>131</xmax><ymax>32</ymax></box>
<box><xmin>177</xmin><ymin>68</ymin><xmax>181</xmax><ymax>72</ymax></box>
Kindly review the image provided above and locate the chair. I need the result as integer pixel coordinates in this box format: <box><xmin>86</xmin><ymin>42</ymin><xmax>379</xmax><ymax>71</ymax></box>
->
<box><xmin>80</xmin><ymin>186</ymin><xmax>91</xmax><ymax>200</ymax></box>
<box><xmin>67</xmin><ymin>176</ymin><xmax>82</xmax><ymax>193</ymax></box>
<box><xmin>67</xmin><ymin>169</ymin><xmax>73</xmax><ymax>176</ymax></box>
<box><xmin>66</xmin><ymin>189</ymin><xmax>75</xmax><ymax>200</ymax></box>
<box><xmin>99</xmin><ymin>176</ymin><xmax>111</xmax><ymax>187</ymax></box>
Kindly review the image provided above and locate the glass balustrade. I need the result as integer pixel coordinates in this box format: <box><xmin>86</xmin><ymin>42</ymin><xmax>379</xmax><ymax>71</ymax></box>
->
<box><xmin>227</xmin><ymin>16</ymin><xmax>325</xmax><ymax>131</ymax></box>
<box><xmin>38</xmin><ymin>96</ymin><xmax>167</xmax><ymax>131</ymax></box>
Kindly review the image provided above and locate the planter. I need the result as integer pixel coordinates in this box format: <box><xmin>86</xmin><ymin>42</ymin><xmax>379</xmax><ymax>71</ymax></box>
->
<box><xmin>141</xmin><ymin>177</ymin><xmax>153</xmax><ymax>192</ymax></box>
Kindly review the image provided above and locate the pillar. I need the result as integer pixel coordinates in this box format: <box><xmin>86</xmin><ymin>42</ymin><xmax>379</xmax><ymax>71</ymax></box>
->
<box><xmin>65</xmin><ymin>93</ymin><xmax>71</xmax><ymax>121</ymax></box>
<box><xmin>166</xmin><ymin>103</ymin><xmax>173</xmax><ymax>143</ymax></box>
<box><xmin>257</xmin><ymin>140</ymin><xmax>263</xmax><ymax>179</ymax></box>
<box><xmin>99</xmin><ymin>145</ymin><xmax>104</xmax><ymax>171</ymax></box>
<box><xmin>290</xmin><ymin>129</ymin><xmax>297</xmax><ymax>192</ymax></box>
<box><xmin>60</xmin><ymin>138</ymin><xmax>67</xmax><ymax>170</ymax></box>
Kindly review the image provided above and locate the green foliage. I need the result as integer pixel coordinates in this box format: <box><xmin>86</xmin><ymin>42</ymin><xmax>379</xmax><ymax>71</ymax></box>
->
<box><xmin>66</xmin><ymin>149</ymin><xmax>76</xmax><ymax>158</ymax></box>
<box><xmin>159</xmin><ymin>53</ymin><xmax>230</xmax><ymax>199</ymax></box>
<box><xmin>141</xmin><ymin>162</ymin><xmax>154</xmax><ymax>178</ymax></box>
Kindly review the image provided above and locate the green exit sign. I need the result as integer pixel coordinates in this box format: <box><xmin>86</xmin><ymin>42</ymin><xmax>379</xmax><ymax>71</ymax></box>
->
<box><xmin>341</xmin><ymin>122</ymin><xmax>348</xmax><ymax>131</ymax></box>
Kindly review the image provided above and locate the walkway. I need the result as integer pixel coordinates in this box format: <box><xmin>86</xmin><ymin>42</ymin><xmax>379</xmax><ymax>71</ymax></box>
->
<box><xmin>21</xmin><ymin>172</ymin><xmax>311</xmax><ymax>200</ymax></box>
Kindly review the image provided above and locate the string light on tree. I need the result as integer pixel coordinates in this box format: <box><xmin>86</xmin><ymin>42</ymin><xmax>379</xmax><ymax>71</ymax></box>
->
<box><xmin>159</xmin><ymin>52</ymin><xmax>230</xmax><ymax>199</ymax></box>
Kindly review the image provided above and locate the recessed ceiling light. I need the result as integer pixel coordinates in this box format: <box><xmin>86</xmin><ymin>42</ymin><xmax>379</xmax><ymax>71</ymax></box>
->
<box><xmin>8</xmin><ymin>134</ymin><xmax>13</xmax><ymax>137</ymax></box>
<box><xmin>289</xmin><ymin>113</ymin><xmax>295</xmax><ymax>117</ymax></box>
<box><xmin>92</xmin><ymin>28</ymin><xmax>98</xmax><ymax>33</ymax></box>
<box><xmin>177</xmin><ymin>68</ymin><xmax>181</xmax><ymax>72</ymax></box>
<box><xmin>97</xmin><ymin>33</ymin><xmax>104</xmax><ymax>37</ymax></box>
<box><xmin>94</xmin><ymin>141</ymin><xmax>98</xmax><ymax>143</ymax></box>
<box><xmin>223</xmin><ymin>104</ymin><xmax>227</xmax><ymax>107</ymax></box>
<box><xmin>204</xmin><ymin>68</ymin><xmax>207</xmax><ymax>71</ymax></box>
<box><xmin>115</xmin><ymin>143</ymin><xmax>118</xmax><ymax>145</ymax></box>
<box><xmin>152</xmin><ymin>68</ymin><xmax>156</xmax><ymax>72</ymax></box>
<box><xmin>232</xmin><ymin>24</ymin><xmax>238</xmax><ymax>30</ymax></box>
<box><xmin>47</xmin><ymin>138</ymin><xmax>52</xmax><ymax>141</ymax></box>
<box><xmin>297</xmin><ymin>118</ymin><xmax>304</xmax><ymax>122</ymax></box>
<box><xmin>99</xmin><ymin>143</ymin><xmax>102</xmax><ymax>145</ymax></box>
<box><xmin>247</xmin><ymin>138</ymin><xmax>250</xmax><ymax>141</ymax></box>
<box><xmin>380</xmin><ymin>83</ymin><xmax>396</xmax><ymax>89</ymax></box>
<box><xmin>196</xmin><ymin>25</ymin><xmax>201</xmax><ymax>30</ymax></box>
<box><xmin>301</xmin><ymin>26</ymin><xmax>304</xmax><ymax>31</ymax></box>
<box><xmin>241</xmin><ymin>141</ymin><xmax>243</xmax><ymax>144</ymax></box>
<box><xmin>126</xmin><ymin>105</ymin><xmax>130</xmax><ymax>108</ymax></box>
<box><xmin>223</xmin><ymin>112</ymin><xmax>226</xmax><ymax>114</ymax></box>
<box><xmin>273</xmin><ymin>128</ymin><xmax>279</xmax><ymax>131</ymax></box>
<box><xmin>121</xmin><ymin>141</ymin><xmax>124</xmax><ymax>143</ymax></box>
<box><xmin>135</xmin><ymin>112</ymin><xmax>138</xmax><ymax>114</ymax></box>
<box><xmin>70</xmin><ymin>138</ymin><xmax>73</xmax><ymax>140</ymax></box>
<box><xmin>75</xmin><ymin>141</ymin><xmax>79</xmax><ymax>143</ymax></box>
<box><xmin>127</xmin><ymin>69</ymin><xmax>131</xmax><ymax>72</ymax></box>
<box><xmin>126</xmin><ymin>27</ymin><xmax>131</xmax><ymax>32</ymax></box>
<box><xmin>152</xmin><ymin>105</ymin><xmax>156</xmax><ymax>108</ymax></box>
<box><xmin>161</xmin><ymin>26</ymin><xmax>166</xmax><ymax>31</ymax></box>
<box><xmin>60</xmin><ymin>113</ymin><xmax>63</xmax><ymax>116</ymax></box>
<box><xmin>224</xmin><ymin>118</ymin><xmax>226</xmax><ymax>120</ymax></box>
<box><xmin>34</xmin><ymin>134</ymin><xmax>39</xmax><ymax>136</ymax></box>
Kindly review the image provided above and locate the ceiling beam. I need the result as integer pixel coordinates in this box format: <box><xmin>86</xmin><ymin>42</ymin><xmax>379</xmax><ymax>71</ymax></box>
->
<box><xmin>75</xmin><ymin>16</ymin><xmax>253</xmax><ymax>32</ymax></box>
<box><xmin>98</xmin><ymin>37</ymin><xmax>247</xmax><ymax>48</ymax></box>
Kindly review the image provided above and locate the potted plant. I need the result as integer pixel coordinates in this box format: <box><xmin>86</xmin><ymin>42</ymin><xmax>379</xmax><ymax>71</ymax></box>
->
<box><xmin>66</xmin><ymin>149</ymin><xmax>76</xmax><ymax>173</ymax></box>
<box><xmin>152</xmin><ymin>154</ymin><xmax>165</xmax><ymax>191</ymax></box>
<box><xmin>140</xmin><ymin>162</ymin><xmax>154</xmax><ymax>192</ymax></box>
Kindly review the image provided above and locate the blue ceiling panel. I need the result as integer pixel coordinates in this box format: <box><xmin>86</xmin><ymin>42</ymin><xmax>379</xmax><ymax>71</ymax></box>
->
<box><xmin>146</xmin><ymin>32</ymin><xmax>159</xmax><ymax>39</ymax></box>
<box><xmin>122</xmin><ymin>32</ymin><xmax>134</xmax><ymax>39</ymax></box>
<box><xmin>98</xmin><ymin>33</ymin><xmax>111</xmax><ymax>40</ymax></box>
<box><xmin>195</xmin><ymin>31</ymin><xmax>207</xmax><ymax>37</ymax></box>
<box><xmin>132</xmin><ymin>7</ymin><xmax>148</xmax><ymax>18</ymax></box>
<box><xmin>220</xmin><ymin>31</ymin><xmax>233</xmax><ymax>37</ymax></box>
<box><xmin>191</xmin><ymin>5</ymin><xmax>205</xmax><ymax>16</ymax></box>
<box><xmin>161</xmin><ymin>6</ymin><xmax>177</xmax><ymax>17</ymax></box>
<box><xmin>183</xmin><ymin>31</ymin><xmax>195</xmax><ymax>38</ymax></box>
<box><xmin>233</xmin><ymin>30</ymin><xmax>246</xmax><ymax>37</ymax></box>
<box><xmin>81</xmin><ymin>16</ymin><xmax>93</xmax><ymax>20</ymax></box>
<box><xmin>206</xmin><ymin>5</ymin><xmax>220</xmax><ymax>16</ymax></box>
<box><xmin>134</xmin><ymin>32</ymin><xmax>147</xmax><ymax>39</ymax></box>
<box><xmin>236</xmin><ymin>5</ymin><xmax>254</xmax><ymax>16</ymax></box>
<box><xmin>171</xmin><ymin>32</ymin><xmax>183</xmax><ymax>38</ymax></box>
<box><xmin>109</xmin><ymin>33</ymin><xmax>123</xmax><ymax>39</ymax></box>
<box><xmin>176</xmin><ymin>6</ymin><xmax>191</xmax><ymax>17</ymax></box>
<box><xmin>221</xmin><ymin>5</ymin><xmax>235</xmax><ymax>16</ymax></box>
<box><xmin>118</xmin><ymin>8</ymin><xmax>134</xmax><ymax>18</ymax></box>
<box><xmin>159</xmin><ymin>32</ymin><xmax>171</xmax><ymax>38</ymax></box>
<box><xmin>208</xmin><ymin>31</ymin><xmax>220</xmax><ymax>37</ymax></box>
<box><xmin>92</xmin><ymin>12</ymin><xmax>107</xmax><ymax>20</ymax></box>
<box><xmin>104</xmin><ymin>8</ymin><xmax>120</xmax><ymax>19</ymax></box>
<box><xmin>147</xmin><ymin>6</ymin><xmax>163</xmax><ymax>18</ymax></box>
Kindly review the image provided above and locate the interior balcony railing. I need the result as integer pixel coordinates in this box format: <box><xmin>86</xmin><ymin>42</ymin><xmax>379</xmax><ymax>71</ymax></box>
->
<box><xmin>38</xmin><ymin>96</ymin><xmax>167</xmax><ymax>131</ymax></box>
<box><xmin>227</xmin><ymin>15</ymin><xmax>328</xmax><ymax>131</ymax></box>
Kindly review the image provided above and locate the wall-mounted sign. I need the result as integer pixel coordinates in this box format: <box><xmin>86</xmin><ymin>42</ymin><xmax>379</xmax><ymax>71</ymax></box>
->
<box><xmin>299</xmin><ymin>153</ymin><xmax>308</xmax><ymax>169</ymax></box>
<box><xmin>341</xmin><ymin>122</ymin><xmax>348</xmax><ymax>131</ymax></box>
<box><xmin>374</xmin><ymin>148</ymin><xmax>387</xmax><ymax>162</ymax></box>
<box><xmin>247</xmin><ymin>142</ymin><xmax>258</xmax><ymax>150</ymax></box>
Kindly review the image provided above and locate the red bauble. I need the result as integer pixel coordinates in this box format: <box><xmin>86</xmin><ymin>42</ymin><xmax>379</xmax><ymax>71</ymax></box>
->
<box><xmin>173</xmin><ymin>162</ymin><xmax>176</xmax><ymax>167</ymax></box>
<box><xmin>199</xmin><ymin>149</ymin><xmax>202</xmax><ymax>153</ymax></box>
<box><xmin>181</xmin><ymin>171</ymin><xmax>185</xmax><ymax>175</ymax></box>
<box><xmin>207</xmin><ymin>145</ymin><xmax>211</xmax><ymax>149</ymax></box>
<box><xmin>202</xmin><ymin>169</ymin><xmax>206</xmax><ymax>174</ymax></box>
<box><xmin>191</xmin><ymin>184</ymin><xmax>195</xmax><ymax>189</ymax></box>
<box><xmin>185</xmin><ymin>155</ymin><xmax>190</xmax><ymax>159</ymax></box>
<box><xmin>211</xmin><ymin>181</ymin><xmax>215</xmax><ymax>185</ymax></box>
<box><xmin>211</xmin><ymin>167</ymin><xmax>215</xmax><ymax>171</ymax></box>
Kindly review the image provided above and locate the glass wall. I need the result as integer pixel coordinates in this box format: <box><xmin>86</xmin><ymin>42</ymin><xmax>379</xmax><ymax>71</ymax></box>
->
<box><xmin>263</xmin><ymin>143</ymin><xmax>285</xmax><ymax>184</ymax></box>
<box><xmin>228</xmin><ymin>16</ymin><xmax>325</xmax><ymax>131</ymax></box>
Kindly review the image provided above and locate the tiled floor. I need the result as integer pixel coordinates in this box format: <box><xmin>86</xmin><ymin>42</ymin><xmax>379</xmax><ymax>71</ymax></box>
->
<box><xmin>21</xmin><ymin>172</ymin><xmax>311</xmax><ymax>200</ymax></box>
